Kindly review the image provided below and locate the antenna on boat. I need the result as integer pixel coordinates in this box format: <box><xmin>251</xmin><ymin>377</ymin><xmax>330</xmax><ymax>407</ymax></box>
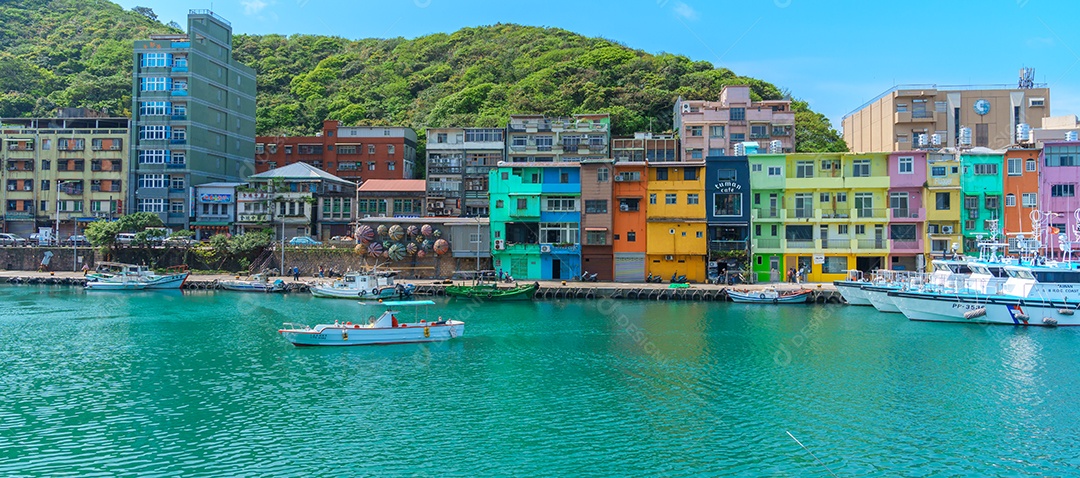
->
<box><xmin>785</xmin><ymin>431</ymin><xmax>838</xmax><ymax>478</ymax></box>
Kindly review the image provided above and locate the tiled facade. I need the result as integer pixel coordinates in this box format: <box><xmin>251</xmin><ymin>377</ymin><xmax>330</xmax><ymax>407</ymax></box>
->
<box><xmin>255</xmin><ymin>121</ymin><xmax>418</xmax><ymax>184</ymax></box>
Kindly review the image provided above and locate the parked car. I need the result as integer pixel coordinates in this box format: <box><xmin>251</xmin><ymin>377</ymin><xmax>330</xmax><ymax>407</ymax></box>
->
<box><xmin>164</xmin><ymin>236</ymin><xmax>197</xmax><ymax>247</ymax></box>
<box><xmin>29</xmin><ymin>233</ymin><xmax>54</xmax><ymax>246</ymax></box>
<box><xmin>287</xmin><ymin>236</ymin><xmax>323</xmax><ymax>246</ymax></box>
<box><xmin>116</xmin><ymin>233</ymin><xmax>137</xmax><ymax>244</ymax></box>
<box><xmin>66</xmin><ymin>235</ymin><xmax>89</xmax><ymax>246</ymax></box>
<box><xmin>0</xmin><ymin>233</ymin><xmax>28</xmax><ymax>246</ymax></box>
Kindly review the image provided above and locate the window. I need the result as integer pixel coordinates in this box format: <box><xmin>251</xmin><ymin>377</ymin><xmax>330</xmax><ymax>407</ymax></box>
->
<box><xmin>855</xmin><ymin>225</ymin><xmax>866</xmax><ymax>235</ymax></box>
<box><xmin>137</xmin><ymin>198</ymin><xmax>166</xmax><ymax>213</ymax></box>
<box><xmin>540</xmin><ymin>222</ymin><xmax>579</xmax><ymax>244</ymax></box>
<box><xmin>1022</xmin><ymin>193</ymin><xmax>1037</xmax><ymax>207</ymax></box>
<box><xmin>544</xmin><ymin>197</ymin><xmax>578</xmax><ymax>212</ymax></box>
<box><xmin>170</xmin><ymin>152</ymin><xmax>186</xmax><ymax>166</ymax></box>
<box><xmin>655</xmin><ymin>168</ymin><xmax>668</xmax><ymax>180</ymax></box>
<box><xmin>730</xmin><ymin>133</ymin><xmax>745</xmax><ymax>142</ymax></box>
<box><xmin>835</xmin><ymin>192</ymin><xmax>847</xmax><ymax>203</ymax></box>
<box><xmin>689</xmin><ymin>126</ymin><xmax>703</xmax><ymax>136</ymax></box>
<box><xmin>586</xmin><ymin>231</ymin><xmax>607</xmax><ymax>245</ymax></box>
<box><xmin>139</xmin><ymin>125</ymin><xmax>168</xmax><ymax>140</ymax></box>
<box><xmin>517</xmin><ymin>198</ymin><xmax>528</xmax><ymax>209</ymax></box>
<box><xmin>852</xmin><ymin>159</ymin><xmax>870</xmax><ymax>177</ymax></box>
<box><xmin>649</xmin><ymin>194</ymin><xmax>656</xmax><ymax>205</ymax></box>
<box><xmin>710</xmin><ymin>125</ymin><xmax>725</xmax><ymax>138</ymax></box>
<box><xmin>368</xmin><ymin>145</ymin><xmax>376</xmax><ymax>154</ymax></box>
<box><xmin>838</xmin><ymin>225</ymin><xmax>849</xmax><ymax>235</ymax></box>
<box><xmin>1052</xmin><ymin>184</ymin><xmax>1075</xmax><ymax>197</ymax></box>
<box><xmin>665</xmin><ymin>193</ymin><xmax>677</xmax><ymax>205</ymax></box>
<box><xmin>597</xmin><ymin>167</ymin><xmax>609</xmax><ymax>182</ymax></box>
<box><xmin>138</xmin><ymin>150</ymin><xmax>168</xmax><ymax>164</ymax></box>
<box><xmin>793</xmin><ymin>193</ymin><xmax>813</xmax><ymax>218</ymax></box>
<box><xmin>974</xmin><ymin>163</ymin><xmax>998</xmax><ymax>175</ymax></box>
<box><xmin>964</xmin><ymin>196</ymin><xmax>978</xmax><ymax>209</ymax></box>
<box><xmin>171</xmin><ymin>128</ymin><xmax>186</xmax><ymax>141</ymax></box>
<box><xmin>690</xmin><ymin>149</ymin><xmax>703</xmax><ymax>160</ymax></box>
<box><xmin>584</xmin><ymin>200</ymin><xmax>608</xmax><ymax>214</ymax></box>
<box><xmin>1007</xmin><ymin>157</ymin><xmax>1022</xmax><ymax>176</ymax></box>
<box><xmin>140</xmin><ymin>77</ymin><xmax>168</xmax><ymax>91</ymax></box>
<box><xmin>172</xmin><ymin>104</ymin><xmax>186</xmax><ymax>116</ymax></box>
<box><xmin>854</xmin><ymin>193</ymin><xmax>873</xmax><ymax>217</ymax></box>
<box><xmin>795</xmin><ymin>161</ymin><xmax>813</xmax><ymax>178</ymax></box>
<box><xmin>931</xmin><ymin>166</ymin><xmax>946</xmax><ymax>177</ymax></box>
<box><xmin>713</xmin><ymin>193</ymin><xmax>741</xmax><ymax>216</ymax></box>
<box><xmin>716</xmin><ymin>169</ymin><xmax>736</xmax><ymax>182</ymax></box>
<box><xmin>751</xmin><ymin>164</ymin><xmax>762</xmax><ymax>172</ymax></box>
<box><xmin>889</xmin><ymin>192</ymin><xmax>909</xmax><ymax>213</ymax></box>
<box><xmin>560</xmin><ymin>172</ymin><xmax>570</xmax><ymax>184</ymax></box>
<box><xmin>388</xmin><ymin>162</ymin><xmax>396</xmax><ymax>171</ymax></box>
<box><xmin>1006</xmin><ymin>194</ymin><xmax>1016</xmax><ymax>207</ymax></box>
<box><xmin>140</xmin><ymin>101</ymin><xmax>170</xmax><ymax>116</ymax></box>
<box><xmin>729</xmin><ymin>108</ymin><xmax>745</xmax><ymax>121</ymax></box>
<box><xmin>138</xmin><ymin>174</ymin><xmax>166</xmax><ymax>189</ymax></box>
<box><xmin>388</xmin><ymin>145</ymin><xmax>395</xmax><ymax>155</ymax></box>
<box><xmin>708</xmin><ymin>148</ymin><xmax>724</xmax><ymax>157</ymax></box>
<box><xmin>896</xmin><ymin>103</ymin><xmax>908</xmax><ymax>113</ymax></box>
<box><xmin>823</xmin><ymin>256</ymin><xmax>849</xmax><ymax>274</ymax></box>
<box><xmin>368</xmin><ymin>162</ymin><xmax>376</xmax><ymax>171</ymax></box>
<box><xmin>141</xmin><ymin>52</ymin><xmax>168</xmax><ymax>67</ymax></box>
<box><xmin>170</xmin><ymin>201</ymin><xmax>185</xmax><ymax>214</ymax></box>
<box><xmin>615</xmin><ymin>171</ymin><xmax>640</xmax><ymax>182</ymax></box>
<box><xmin>898</xmin><ymin>156</ymin><xmax>913</xmax><ymax>174</ymax></box>
<box><xmin>820</xmin><ymin>193</ymin><xmax>830</xmax><ymax>203</ymax></box>
<box><xmin>627</xmin><ymin>231</ymin><xmax>636</xmax><ymax>242</ymax></box>
<box><xmin>1026</xmin><ymin>159</ymin><xmax>1037</xmax><ymax>172</ymax></box>
<box><xmin>768</xmin><ymin>166</ymin><xmax>781</xmax><ymax>176</ymax></box>
<box><xmin>170</xmin><ymin>176</ymin><xmax>184</xmax><ymax>190</ymax></box>
<box><xmin>495</xmin><ymin>199</ymin><xmax>504</xmax><ymax>209</ymax></box>
<box><xmin>683</xmin><ymin>168</ymin><xmax>697</xmax><ymax>181</ymax></box>
<box><xmin>1030</xmin><ymin>97</ymin><xmax>1046</xmax><ymax>107</ymax></box>
<box><xmin>618</xmin><ymin>198</ymin><xmax>640</xmax><ymax>212</ymax></box>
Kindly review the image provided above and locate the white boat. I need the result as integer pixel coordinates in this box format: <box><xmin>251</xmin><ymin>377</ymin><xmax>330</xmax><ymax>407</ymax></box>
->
<box><xmin>861</xmin><ymin>284</ymin><xmax>903</xmax><ymax>313</ymax></box>
<box><xmin>278</xmin><ymin>300</ymin><xmax>463</xmax><ymax>346</ymax></box>
<box><xmin>310</xmin><ymin>270</ymin><xmax>415</xmax><ymax>299</ymax></box>
<box><xmin>833</xmin><ymin>270</ymin><xmax>872</xmax><ymax>306</ymax></box>
<box><xmin>219</xmin><ymin>274</ymin><xmax>287</xmax><ymax>293</ymax></box>
<box><xmin>85</xmin><ymin>262</ymin><xmax>189</xmax><ymax>290</ymax></box>
<box><xmin>727</xmin><ymin>287</ymin><xmax>812</xmax><ymax>304</ymax></box>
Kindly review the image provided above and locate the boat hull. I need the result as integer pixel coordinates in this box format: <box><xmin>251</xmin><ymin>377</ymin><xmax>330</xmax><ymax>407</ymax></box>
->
<box><xmin>446</xmin><ymin>284</ymin><xmax>537</xmax><ymax>301</ymax></box>
<box><xmin>279</xmin><ymin>321</ymin><xmax>464</xmax><ymax>346</ymax></box>
<box><xmin>889</xmin><ymin>291</ymin><xmax>1080</xmax><ymax>326</ymax></box>
<box><xmin>310</xmin><ymin>285</ymin><xmax>412</xmax><ymax>300</ymax></box>
<box><xmin>833</xmin><ymin>281</ymin><xmax>872</xmax><ymax>306</ymax></box>
<box><xmin>862</xmin><ymin>286</ymin><xmax>902</xmax><ymax>313</ymax></box>
<box><xmin>142</xmin><ymin>273</ymin><xmax>189</xmax><ymax>290</ymax></box>
<box><xmin>219</xmin><ymin>280</ymin><xmax>286</xmax><ymax>292</ymax></box>
<box><xmin>85</xmin><ymin>281</ymin><xmax>147</xmax><ymax>290</ymax></box>
<box><xmin>727</xmin><ymin>290</ymin><xmax>811</xmax><ymax>304</ymax></box>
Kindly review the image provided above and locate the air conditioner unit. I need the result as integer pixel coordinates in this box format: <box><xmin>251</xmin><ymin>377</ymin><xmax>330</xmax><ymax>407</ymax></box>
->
<box><xmin>665</xmin><ymin>255</ymin><xmax>675</xmax><ymax>261</ymax></box>
<box><xmin>619</xmin><ymin>204</ymin><xmax>629</xmax><ymax>212</ymax></box>
<box><xmin>928</xmin><ymin>225</ymin><xmax>940</xmax><ymax>234</ymax></box>
<box><xmin>540</xmin><ymin>244</ymin><xmax>552</xmax><ymax>253</ymax></box>
<box><xmin>6</xmin><ymin>185</ymin><xmax>13</xmax><ymax>191</ymax></box>
<box><xmin>494</xmin><ymin>239</ymin><xmax>505</xmax><ymax>251</ymax></box>
<box><xmin>614</xmin><ymin>176</ymin><xmax>624</xmax><ymax>182</ymax></box>
<box><xmin>942</xmin><ymin>226</ymin><xmax>954</xmax><ymax>234</ymax></box>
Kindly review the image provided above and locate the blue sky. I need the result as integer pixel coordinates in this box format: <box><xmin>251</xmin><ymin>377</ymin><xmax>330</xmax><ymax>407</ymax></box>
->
<box><xmin>115</xmin><ymin>0</ymin><xmax>1080</xmax><ymax>131</ymax></box>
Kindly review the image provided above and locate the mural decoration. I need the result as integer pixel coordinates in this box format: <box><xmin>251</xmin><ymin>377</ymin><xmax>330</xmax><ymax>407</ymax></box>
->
<box><xmin>352</xmin><ymin>222</ymin><xmax>452</xmax><ymax>261</ymax></box>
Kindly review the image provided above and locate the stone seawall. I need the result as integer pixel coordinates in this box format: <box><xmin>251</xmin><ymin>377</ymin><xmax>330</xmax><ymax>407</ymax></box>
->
<box><xmin>264</xmin><ymin>247</ymin><xmax>491</xmax><ymax>279</ymax></box>
<box><xmin>0</xmin><ymin>247</ymin><xmax>97</xmax><ymax>272</ymax></box>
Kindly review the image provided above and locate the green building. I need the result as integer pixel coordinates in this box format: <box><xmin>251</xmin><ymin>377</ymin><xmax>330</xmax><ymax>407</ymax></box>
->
<box><xmin>130</xmin><ymin>10</ymin><xmax>256</xmax><ymax>230</ymax></box>
<box><xmin>959</xmin><ymin>150</ymin><xmax>1004</xmax><ymax>251</ymax></box>
<box><xmin>748</xmin><ymin>153</ymin><xmax>787</xmax><ymax>282</ymax></box>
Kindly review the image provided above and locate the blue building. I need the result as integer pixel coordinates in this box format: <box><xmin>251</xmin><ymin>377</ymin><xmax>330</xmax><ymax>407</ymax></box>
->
<box><xmin>705</xmin><ymin>154</ymin><xmax>751</xmax><ymax>280</ymax></box>
<box><xmin>490</xmin><ymin>164</ymin><xmax>582</xmax><ymax>280</ymax></box>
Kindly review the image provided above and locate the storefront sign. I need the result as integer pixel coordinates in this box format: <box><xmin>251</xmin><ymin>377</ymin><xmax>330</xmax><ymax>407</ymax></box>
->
<box><xmin>200</xmin><ymin>193</ymin><xmax>233</xmax><ymax>203</ymax></box>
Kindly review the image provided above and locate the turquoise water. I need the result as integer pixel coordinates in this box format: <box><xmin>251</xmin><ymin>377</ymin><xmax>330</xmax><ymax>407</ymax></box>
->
<box><xmin>2</xmin><ymin>286</ymin><xmax>1080</xmax><ymax>476</ymax></box>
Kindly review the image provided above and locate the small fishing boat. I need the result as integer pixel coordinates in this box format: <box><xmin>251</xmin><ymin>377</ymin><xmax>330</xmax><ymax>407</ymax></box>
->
<box><xmin>445</xmin><ymin>281</ymin><xmax>538</xmax><ymax>301</ymax></box>
<box><xmin>727</xmin><ymin>287</ymin><xmax>812</xmax><ymax>304</ymax></box>
<box><xmin>310</xmin><ymin>270</ymin><xmax>415</xmax><ymax>299</ymax></box>
<box><xmin>278</xmin><ymin>300</ymin><xmax>464</xmax><ymax>346</ymax></box>
<box><xmin>85</xmin><ymin>262</ymin><xmax>189</xmax><ymax>290</ymax></box>
<box><xmin>85</xmin><ymin>277</ymin><xmax>148</xmax><ymax>290</ymax></box>
<box><xmin>833</xmin><ymin>270</ymin><xmax>872</xmax><ymax>306</ymax></box>
<box><xmin>218</xmin><ymin>274</ymin><xmax>287</xmax><ymax>293</ymax></box>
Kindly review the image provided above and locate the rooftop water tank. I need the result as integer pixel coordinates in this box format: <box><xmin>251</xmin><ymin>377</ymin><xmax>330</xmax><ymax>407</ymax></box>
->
<box><xmin>1066</xmin><ymin>131</ymin><xmax>1079</xmax><ymax>142</ymax></box>
<box><xmin>1016</xmin><ymin>123</ymin><xmax>1030</xmax><ymax>143</ymax></box>
<box><xmin>959</xmin><ymin>127</ymin><xmax>972</xmax><ymax>146</ymax></box>
<box><xmin>931</xmin><ymin>134</ymin><xmax>942</xmax><ymax>146</ymax></box>
<box><xmin>768</xmin><ymin>140</ymin><xmax>782</xmax><ymax>154</ymax></box>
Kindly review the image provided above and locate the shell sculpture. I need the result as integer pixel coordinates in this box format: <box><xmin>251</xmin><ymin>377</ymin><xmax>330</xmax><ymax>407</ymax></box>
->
<box><xmin>433</xmin><ymin>239</ymin><xmax>450</xmax><ymax>255</ymax></box>
<box><xmin>357</xmin><ymin>225</ymin><xmax>375</xmax><ymax>243</ymax></box>
<box><xmin>421</xmin><ymin>224</ymin><xmax>434</xmax><ymax>238</ymax></box>
<box><xmin>367</xmin><ymin>242</ymin><xmax>384</xmax><ymax>257</ymax></box>
<box><xmin>417</xmin><ymin>249</ymin><xmax>427</xmax><ymax>259</ymax></box>
<box><xmin>388</xmin><ymin>243</ymin><xmax>406</xmax><ymax>261</ymax></box>
<box><xmin>406</xmin><ymin>242</ymin><xmax>418</xmax><ymax>255</ymax></box>
<box><xmin>376</xmin><ymin>225</ymin><xmax>389</xmax><ymax>238</ymax></box>
<box><xmin>407</xmin><ymin>225</ymin><xmax>420</xmax><ymax>238</ymax></box>
<box><xmin>422</xmin><ymin>239</ymin><xmax>434</xmax><ymax>252</ymax></box>
<box><xmin>432</xmin><ymin>228</ymin><xmax>442</xmax><ymax>238</ymax></box>
<box><xmin>353</xmin><ymin>243</ymin><xmax>368</xmax><ymax>256</ymax></box>
<box><xmin>388</xmin><ymin>225</ymin><xmax>405</xmax><ymax>241</ymax></box>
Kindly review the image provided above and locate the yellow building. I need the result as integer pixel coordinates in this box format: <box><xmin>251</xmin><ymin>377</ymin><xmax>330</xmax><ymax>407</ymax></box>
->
<box><xmin>782</xmin><ymin>152</ymin><xmax>890</xmax><ymax>282</ymax></box>
<box><xmin>645</xmin><ymin>160</ymin><xmax>707</xmax><ymax>282</ymax></box>
<box><xmin>1</xmin><ymin>116</ymin><xmax>129</xmax><ymax>237</ymax></box>
<box><xmin>924</xmin><ymin>152</ymin><xmax>963</xmax><ymax>258</ymax></box>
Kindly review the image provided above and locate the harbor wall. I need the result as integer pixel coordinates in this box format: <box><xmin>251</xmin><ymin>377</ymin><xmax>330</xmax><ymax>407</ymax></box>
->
<box><xmin>0</xmin><ymin>247</ymin><xmax>97</xmax><ymax>272</ymax></box>
<box><xmin>264</xmin><ymin>247</ymin><xmax>491</xmax><ymax>279</ymax></box>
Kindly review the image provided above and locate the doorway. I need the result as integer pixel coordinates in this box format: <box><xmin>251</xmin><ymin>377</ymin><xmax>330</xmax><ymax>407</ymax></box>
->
<box><xmin>552</xmin><ymin>259</ymin><xmax>562</xmax><ymax>280</ymax></box>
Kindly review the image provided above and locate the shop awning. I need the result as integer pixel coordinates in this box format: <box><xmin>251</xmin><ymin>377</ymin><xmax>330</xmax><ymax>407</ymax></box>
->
<box><xmin>191</xmin><ymin>221</ymin><xmax>231</xmax><ymax>226</ymax></box>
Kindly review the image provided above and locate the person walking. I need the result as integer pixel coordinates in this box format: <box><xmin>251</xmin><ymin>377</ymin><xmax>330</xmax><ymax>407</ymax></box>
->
<box><xmin>292</xmin><ymin>266</ymin><xmax>300</xmax><ymax>281</ymax></box>
<box><xmin>318</xmin><ymin>265</ymin><xmax>325</xmax><ymax>278</ymax></box>
<box><xmin>81</xmin><ymin>263</ymin><xmax>89</xmax><ymax>276</ymax></box>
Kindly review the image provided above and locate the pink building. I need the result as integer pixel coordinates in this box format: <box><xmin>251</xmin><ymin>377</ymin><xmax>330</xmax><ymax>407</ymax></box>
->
<box><xmin>673</xmin><ymin>85</ymin><xmax>795</xmax><ymax>161</ymax></box>
<box><xmin>1039</xmin><ymin>141</ymin><xmax>1080</xmax><ymax>256</ymax></box>
<box><xmin>887</xmin><ymin>151</ymin><xmax>927</xmax><ymax>270</ymax></box>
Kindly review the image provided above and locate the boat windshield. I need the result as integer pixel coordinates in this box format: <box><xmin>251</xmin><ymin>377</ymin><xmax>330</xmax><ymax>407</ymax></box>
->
<box><xmin>1032</xmin><ymin>270</ymin><xmax>1080</xmax><ymax>283</ymax></box>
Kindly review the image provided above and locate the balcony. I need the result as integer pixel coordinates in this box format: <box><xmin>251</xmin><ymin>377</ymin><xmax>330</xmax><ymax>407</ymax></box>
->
<box><xmin>171</xmin><ymin>114</ymin><xmax>188</xmax><ymax>121</ymax></box>
<box><xmin>855</xmin><ymin>208</ymin><xmax>887</xmax><ymax>219</ymax></box>
<box><xmin>170</xmin><ymin>138</ymin><xmax>187</xmax><ymax>145</ymax></box>
<box><xmin>819</xmin><ymin>209</ymin><xmax>850</xmax><ymax>220</ymax></box>
<box><xmin>785</xmin><ymin>239</ymin><xmax>817</xmax><ymax>250</ymax></box>
<box><xmin>750</xmin><ymin>131</ymin><xmax>771</xmax><ymax>140</ymax></box>
<box><xmin>709</xmin><ymin>240</ymin><xmax>747</xmax><ymax>252</ymax></box>
<box><xmin>889</xmin><ymin>207</ymin><xmax>925</xmax><ymax>221</ymax></box>
<box><xmin>821</xmin><ymin>239</ymin><xmax>851</xmax><ymax>249</ymax></box>
<box><xmin>891</xmin><ymin>240</ymin><xmax>922</xmax><ymax>252</ymax></box>
<box><xmin>752</xmin><ymin>207</ymin><xmax>781</xmax><ymax>220</ymax></box>
<box><xmin>542</xmin><ymin>243</ymin><xmax>580</xmax><ymax>253</ymax></box>
<box><xmin>171</xmin><ymin>90</ymin><xmax>188</xmax><ymax>97</ymax></box>
<box><xmin>428</xmin><ymin>166</ymin><xmax>463</xmax><ymax>175</ymax></box>
<box><xmin>754</xmin><ymin>238</ymin><xmax>782</xmax><ymax>250</ymax></box>
<box><xmin>786</xmin><ymin>208</ymin><xmax>815</xmax><ymax>220</ymax></box>
<box><xmin>856</xmin><ymin>239</ymin><xmax>887</xmax><ymax>250</ymax></box>
<box><xmin>171</xmin><ymin>66</ymin><xmax>188</xmax><ymax>72</ymax></box>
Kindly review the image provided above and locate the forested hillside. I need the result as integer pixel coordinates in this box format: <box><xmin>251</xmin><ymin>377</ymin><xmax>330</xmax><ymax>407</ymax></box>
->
<box><xmin>0</xmin><ymin>1</ymin><xmax>847</xmax><ymax>153</ymax></box>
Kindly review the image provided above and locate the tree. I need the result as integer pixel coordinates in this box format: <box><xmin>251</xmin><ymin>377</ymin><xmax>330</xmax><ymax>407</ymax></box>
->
<box><xmin>132</xmin><ymin>6</ymin><xmax>157</xmax><ymax>22</ymax></box>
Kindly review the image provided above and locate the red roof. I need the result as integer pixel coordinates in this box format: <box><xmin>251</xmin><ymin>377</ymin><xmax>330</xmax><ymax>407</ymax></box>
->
<box><xmin>357</xmin><ymin>179</ymin><xmax>426</xmax><ymax>192</ymax></box>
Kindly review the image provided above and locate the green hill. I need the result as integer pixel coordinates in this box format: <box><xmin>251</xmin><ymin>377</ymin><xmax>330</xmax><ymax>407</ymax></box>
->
<box><xmin>0</xmin><ymin>1</ymin><xmax>846</xmax><ymax>153</ymax></box>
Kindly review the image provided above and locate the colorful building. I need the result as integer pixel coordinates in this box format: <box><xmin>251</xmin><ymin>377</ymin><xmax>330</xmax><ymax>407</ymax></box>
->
<box><xmin>131</xmin><ymin>10</ymin><xmax>256</xmax><ymax>230</ymax></box>
<box><xmin>242</xmin><ymin>162</ymin><xmax>354</xmax><ymax>240</ymax></box>
<box><xmin>580</xmin><ymin>160</ymin><xmax>614</xmax><ymax>281</ymax></box>
<box><xmin>705</xmin><ymin>154</ymin><xmax>751</xmax><ymax>281</ymax></box>
<box><xmin>925</xmin><ymin>152</ymin><xmax>964</xmax><ymax>257</ymax></box>
<box><xmin>748</xmin><ymin>153</ymin><xmax>787</xmax><ymax>282</ymax></box>
<box><xmin>959</xmin><ymin>149</ymin><xmax>1005</xmax><ymax>251</ymax></box>
<box><xmin>356</xmin><ymin>179</ymin><xmax>426</xmax><ymax>218</ymax></box>
<box><xmin>256</xmin><ymin>121</ymin><xmax>418</xmax><ymax>184</ymax></box>
<box><xmin>645</xmin><ymin>161</ymin><xmax>706</xmax><ymax>283</ymax></box>
<box><xmin>611</xmin><ymin>159</ymin><xmax>648</xmax><ymax>282</ymax></box>
<box><xmin>674</xmin><ymin>85</ymin><xmax>795</xmax><ymax>160</ymax></box>
<box><xmin>489</xmin><ymin>164</ymin><xmax>582</xmax><ymax>280</ymax></box>
<box><xmin>0</xmin><ymin>115</ymin><xmax>129</xmax><ymax>237</ymax></box>
<box><xmin>1002</xmin><ymin>147</ymin><xmax>1041</xmax><ymax>252</ymax></box>
<box><xmin>425</xmin><ymin>127</ymin><xmax>504</xmax><ymax>217</ymax></box>
<box><xmin>1039</xmin><ymin>141</ymin><xmax>1080</xmax><ymax>255</ymax></box>
<box><xmin>191</xmin><ymin>182</ymin><xmax>242</xmax><ymax>239</ymax></box>
<box><xmin>505</xmin><ymin>114</ymin><xmax>610</xmax><ymax>163</ymax></box>
<box><xmin>887</xmin><ymin>151</ymin><xmax>927</xmax><ymax>271</ymax></box>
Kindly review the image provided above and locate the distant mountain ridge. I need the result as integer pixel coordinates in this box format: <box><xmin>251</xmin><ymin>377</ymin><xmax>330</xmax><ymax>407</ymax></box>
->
<box><xmin>0</xmin><ymin>1</ymin><xmax>847</xmax><ymax>153</ymax></box>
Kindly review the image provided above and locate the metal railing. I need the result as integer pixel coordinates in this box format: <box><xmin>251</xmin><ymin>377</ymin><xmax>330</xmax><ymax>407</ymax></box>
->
<box><xmin>857</xmin><ymin>239</ymin><xmax>886</xmax><ymax>249</ymax></box>
<box><xmin>822</xmin><ymin>239</ymin><xmax>850</xmax><ymax>249</ymax></box>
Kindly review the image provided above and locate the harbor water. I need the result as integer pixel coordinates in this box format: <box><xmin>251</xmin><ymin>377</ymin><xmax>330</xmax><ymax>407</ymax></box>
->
<box><xmin>2</xmin><ymin>285</ymin><xmax>1080</xmax><ymax>475</ymax></box>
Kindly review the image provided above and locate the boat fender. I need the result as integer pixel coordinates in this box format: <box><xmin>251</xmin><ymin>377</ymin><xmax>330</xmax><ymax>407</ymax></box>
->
<box><xmin>759</xmin><ymin>293</ymin><xmax>766</xmax><ymax>300</ymax></box>
<box><xmin>1059</xmin><ymin>308</ymin><xmax>1075</xmax><ymax>316</ymax></box>
<box><xmin>372</xmin><ymin>288</ymin><xmax>380</xmax><ymax>297</ymax></box>
<box><xmin>963</xmin><ymin>308</ymin><xmax>987</xmax><ymax>319</ymax></box>
<box><xmin>354</xmin><ymin>325</ymin><xmax>360</xmax><ymax>329</ymax></box>
<box><xmin>1044</xmin><ymin>317</ymin><xmax>1059</xmax><ymax>326</ymax></box>
<box><xmin>1015</xmin><ymin>313</ymin><xmax>1030</xmax><ymax>321</ymax></box>
<box><xmin>773</xmin><ymin>298</ymin><xmax>778</xmax><ymax>304</ymax></box>
<box><xmin>342</xmin><ymin>331</ymin><xmax>348</xmax><ymax>340</ymax></box>
<box><xmin>424</xmin><ymin>326</ymin><xmax>430</xmax><ymax>338</ymax></box>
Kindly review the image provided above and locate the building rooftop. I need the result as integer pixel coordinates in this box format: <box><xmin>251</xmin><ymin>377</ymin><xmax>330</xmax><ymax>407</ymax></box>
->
<box><xmin>249</xmin><ymin>162</ymin><xmax>354</xmax><ymax>186</ymax></box>
<box><xmin>844</xmin><ymin>83</ymin><xmax>1050</xmax><ymax>119</ymax></box>
<box><xmin>197</xmin><ymin>182</ymin><xmax>247</xmax><ymax>188</ymax></box>
<box><xmin>357</xmin><ymin>179</ymin><xmax>426</xmax><ymax>193</ymax></box>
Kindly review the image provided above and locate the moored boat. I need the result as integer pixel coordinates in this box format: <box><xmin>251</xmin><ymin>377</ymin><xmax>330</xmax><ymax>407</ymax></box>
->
<box><xmin>278</xmin><ymin>300</ymin><xmax>463</xmax><ymax>346</ymax></box>
<box><xmin>833</xmin><ymin>270</ymin><xmax>872</xmax><ymax>306</ymax></box>
<box><xmin>727</xmin><ymin>287</ymin><xmax>811</xmax><ymax>304</ymax></box>
<box><xmin>310</xmin><ymin>270</ymin><xmax>415</xmax><ymax>300</ymax></box>
<box><xmin>445</xmin><ymin>281</ymin><xmax>538</xmax><ymax>301</ymax></box>
<box><xmin>85</xmin><ymin>262</ymin><xmax>189</xmax><ymax>290</ymax></box>
<box><xmin>218</xmin><ymin>274</ymin><xmax>287</xmax><ymax>293</ymax></box>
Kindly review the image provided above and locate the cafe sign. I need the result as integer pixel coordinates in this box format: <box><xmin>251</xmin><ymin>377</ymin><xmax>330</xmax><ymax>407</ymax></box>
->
<box><xmin>713</xmin><ymin>181</ymin><xmax>743</xmax><ymax>193</ymax></box>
